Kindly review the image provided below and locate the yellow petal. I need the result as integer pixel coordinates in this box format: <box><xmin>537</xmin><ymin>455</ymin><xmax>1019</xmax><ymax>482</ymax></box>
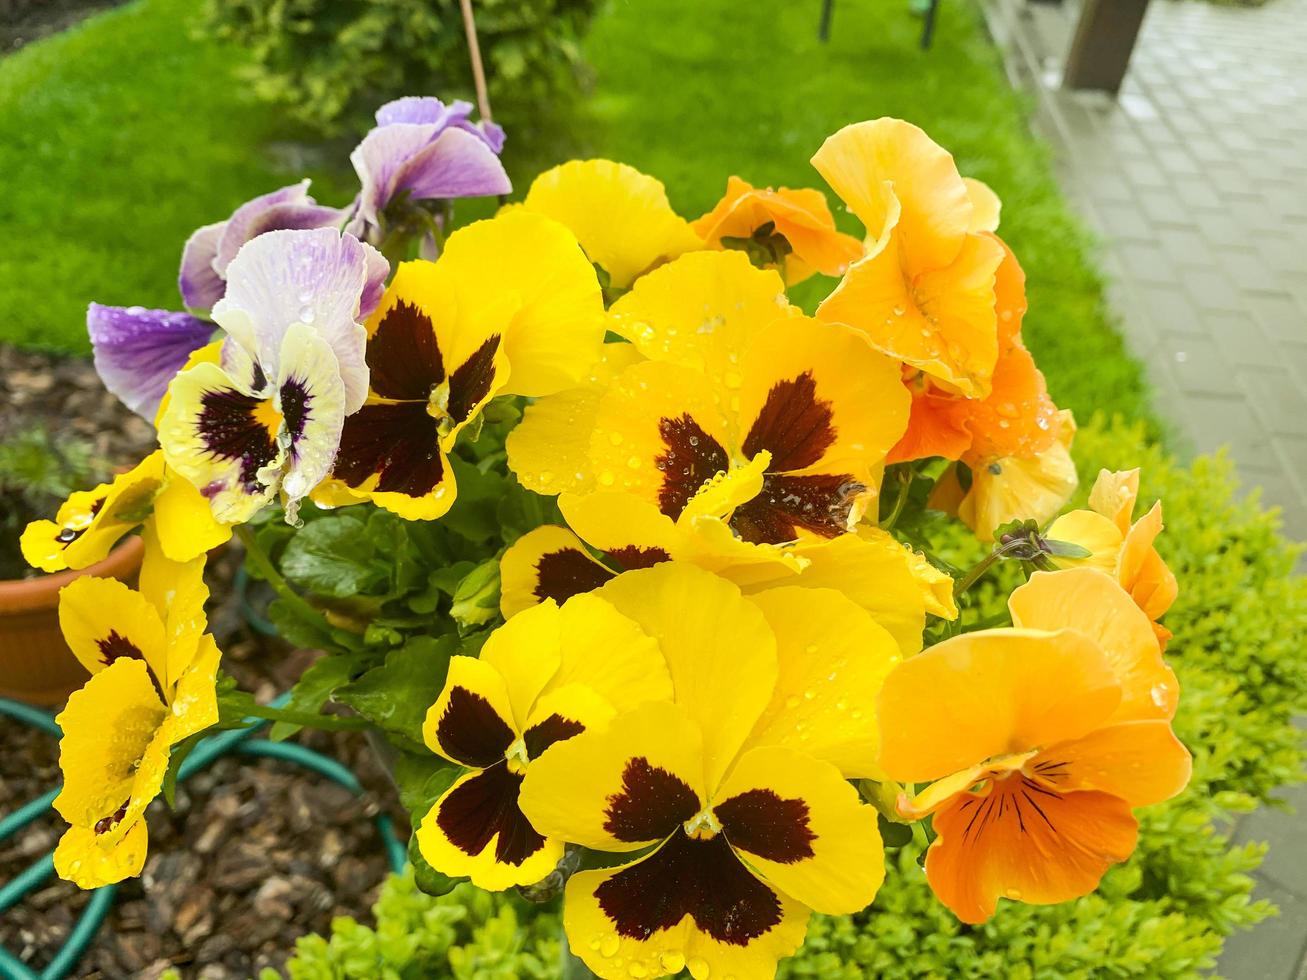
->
<box><xmin>58</xmin><ymin>576</ymin><xmax>168</xmax><ymax>684</ymax></box>
<box><xmin>521</xmin><ymin>159</ymin><xmax>704</xmax><ymax>289</ymax></box>
<box><xmin>876</xmin><ymin>627</ymin><xmax>1121</xmax><ymax>782</ymax></box>
<box><xmin>167</xmin><ymin>632</ymin><xmax>222</xmax><ymax>743</ymax></box>
<box><xmin>607</xmin><ymin>250</ymin><xmax>793</xmax><ymax>394</ymax></box>
<box><xmin>596</xmin><ymin>563</ymin><xmax>777</xmax><ymax>791</ymax></box>
<box><xmin>549</xmin><ymin>593</ymin><xmax>673</xmax><ymax>713</ymax></box>
<box><xmin>1088</xmin><ymin>468</ymin><xmax>1140</xmax><ymax>534</ymax></box>
<box><xmin>962</xmin><ymin>177</ymin><xmax>1001</xmax><ymax>233</ymax></box>
<box><xmin>54</xmin><ymin>818</ymin><xmax>149</xmax><ymax>889</ymax></box>
<box><xmin>151</xmin><ymin>469</ymin><xmax>233</xmax><ymax>561</ymax></box>
<box><xmin>478</xmin><ymin>603</ymin><xmax>565</xmax><ymax>731</ymax></box>
<box><xmin>139</xmin><ymin>519</ymin><xmax>209</xmax><ymax>692</ymax></box>
<box><xmin>1045</xmin><ymin>509</ymin><xmax>1124</xmax><ymax>573</ymax></box>
<box><xmin>714</xmin><ymin>745</ymin><xmax>884</xmax><ymax>914</ymax></box>
<box><xmin>743</xmin><ymin>587</ymin><xmax>900</xmax><ymax>778</ymax></box>
<box><xmin>505</xmin><ymin>341</ymin><xmax>645</xmax><ymax>496</ymax></box>
<box><xmin>53</xmin><ymin>659</ymin><xmax>166</xmax><ymax>829</ymax></box>
<box><xmin>519</xmin><ymin>700</ymin><xmax>707</xmax><ymax>852</ymax></box>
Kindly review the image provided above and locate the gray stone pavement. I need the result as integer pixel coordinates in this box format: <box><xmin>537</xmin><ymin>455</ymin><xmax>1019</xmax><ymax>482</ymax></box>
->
<box><xmin>979</xmin><ymin>1</ymin><xmax>1307</xmax><ymax>978</ymax></box>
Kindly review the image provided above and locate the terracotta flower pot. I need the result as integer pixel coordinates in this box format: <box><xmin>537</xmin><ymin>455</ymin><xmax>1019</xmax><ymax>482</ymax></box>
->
<box><xmin>0</xmin><ymin>535</ymin><xmax>145</xmax><ymax>706</ymax></box>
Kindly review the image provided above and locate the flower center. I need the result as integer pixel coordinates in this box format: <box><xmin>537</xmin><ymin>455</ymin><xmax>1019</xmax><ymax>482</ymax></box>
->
<box><xmin>682</xmin><ymin>806</ymin><xmax>722</xmax><ymax>840</ymax></box>
<box><xmin>504</xmin><ymin>736</ymin><xmax>530</xmax><ymax>775</ymax></box>
<box><xmin>426</xmin><ymin>381</ymin><xmax>458</xmax><ymax>438</ymax></box>
<box><xmin>252</xmin><ymin>397</ymin><xmax>284</xmax><ymax>437</ymax></box>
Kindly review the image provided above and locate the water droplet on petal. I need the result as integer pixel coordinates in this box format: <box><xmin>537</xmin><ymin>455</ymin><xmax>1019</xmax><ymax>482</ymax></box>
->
<box><xmin>601</xmin><ymin>934</ymin><xmax>621</xmax><ymax>957</ymax></box>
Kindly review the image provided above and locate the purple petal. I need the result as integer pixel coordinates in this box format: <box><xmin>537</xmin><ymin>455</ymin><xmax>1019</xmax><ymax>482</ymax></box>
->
<box><xmin>360</xmin><ymin>243</ymin><xmax>390</xmax><ymax>321</ymax></box>
<box><xmin>178</xmin><ymin>222</ymin><xmax>226</xmax><ymax>311</ymax></box>
<box><xmin>375</xmin><ymin>96</ymin><xmax>474</xmax><ymax>128</ymax></box>
<box><xmin>392</xmin><ymin>128</ymin><xmax>511</xmax><ymax>204</ymax></box>
<box><xmin>350</xmin><ymin>123</ymin><xmax>441</xmax><ymax>232</ymax></box>
<box><xmin>215</xmin><ymin>180</ymin><xmax>343</xmax><ymax>274</ymax></box>
<box><xmin>211</xmin><ymin>229</ymin><xmax>388</xmax><ymax>414</ymax></box>
<box><xmin>88</xmin><ymin>303</ymin><xmax>215</xmax><ymax>420</ymax></box>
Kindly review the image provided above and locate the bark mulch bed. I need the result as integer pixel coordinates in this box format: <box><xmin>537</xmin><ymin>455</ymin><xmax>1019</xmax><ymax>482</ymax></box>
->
<box><xmin>1</xmin><ymin>345</ymin><xmax>407</xmax><ymax>978</ymax></box>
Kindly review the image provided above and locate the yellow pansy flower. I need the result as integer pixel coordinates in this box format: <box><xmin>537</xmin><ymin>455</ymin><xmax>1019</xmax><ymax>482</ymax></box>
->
<box><xmin>315</xmin><ymin>209</ymin><xmax>606</xmax><ymax>520</ymax></box>
<box><xmin>416</xmin><ymin>594</ymin><xmax>671</xmax><ymax>890</ymax></box>
<box><xmin>519</xmin><ymin>563</ymin><xmax>894</xmax><ymax>980</ymax></box>
<box><xmin>21</xmin><ymin>450</ymin><xmax>231</xmax><ymax>573</ymax></box>
<box><xmin>519</xmin><ymin>159</ymin><xmax>704</xmax><ymax>290</ymax></box>
<box><xmin>52</xmin><ymin>525</ymin><xmax>220</xmax><ymax>888</ymax></box>
<box><xmin>1046</xmin><ymin>468</ymin><xmax>1178</xmax><ymax>645</ymax></box>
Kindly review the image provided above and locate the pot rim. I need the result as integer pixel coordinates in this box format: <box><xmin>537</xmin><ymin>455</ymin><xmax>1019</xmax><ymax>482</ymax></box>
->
<box><xmin>0</xmin><ymin>534</ymin><xmax>146</xmax><ymax>613</ymax></box>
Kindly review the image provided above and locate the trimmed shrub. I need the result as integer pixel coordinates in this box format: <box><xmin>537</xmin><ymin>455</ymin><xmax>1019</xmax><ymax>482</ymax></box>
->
<box><xmin>272</xmin><ymin>416</ymin><xmax>1306</xmax><ymax>978</ymax></box>
<box><xmin>201</xmin><ymin>0</ymin><xmax>601</xmax><ymax>136</ymax></box>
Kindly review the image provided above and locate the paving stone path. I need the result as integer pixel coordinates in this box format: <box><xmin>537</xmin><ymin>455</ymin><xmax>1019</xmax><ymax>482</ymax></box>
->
<box><xmin>980</xmin><ymin>1</ymin><xmax>1307</xmax><ymax>977</ymax></box>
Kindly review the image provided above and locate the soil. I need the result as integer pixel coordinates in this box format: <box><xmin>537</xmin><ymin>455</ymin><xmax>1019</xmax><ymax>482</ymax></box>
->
<box><xmin>1</xmin><ymin>0</ymin><xmax>129</xmax><ymax>55</ymax></box>
<box><xmin>0</xmin><ymin>347</ymin><xmax>408</xmax><ymax>978</ymax></box>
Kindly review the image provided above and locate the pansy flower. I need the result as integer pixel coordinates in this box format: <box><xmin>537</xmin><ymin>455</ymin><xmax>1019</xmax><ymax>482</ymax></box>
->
<box><xmin>519</xmin><ymin>563</ymin><xmax>895</xmax><ymax>980</ymax></box>
<box><xmin>1046</xmin><ymin>468</ymin><xmax>1178</xmax><ymax>645</ymax></box>
<box><xmin>691</xmin><ymin>176</ymin><xmax>862</xmax><ymax>285</ymax></box>
<box><xmin>52</xmin><ymin>526</ymin><xmax>220</xmax><ymax>888</ymax></box>
<box><xmin>519</xmin><ymin>159</ymin><xmax>704</xmax><ymax>294</ymax></box>
<box><xmin>416</xmin><ymin>594</ymin><xmax>671</xmax><ymax>890</ymax></box>
<box><xmin>21</xmin><ymin>450</ymin><xmax>230</xmax><ymax>572</ymax></box>
<box><xmin>930</xmin><ymin>409</ymin><xmax>1079</xmax><ymax>542</ymax></box>
<box><xmin>89</xmin><ymin>180</ymin><xmax>346</xmax><ymax>420</ymax></box>
<box><xmin>813</xmin><ymin>118</ymin><xmax>1008</xmax><ymax>398</ymax></box>
<box><xmin>509</xmin><ymin>253</ymin><xmax>910</xmax><ymax>549</ymax></box>
<box><xmin>345</xmin><ymin>96</ymin><xmax>510</xmax><ymax>246</ymax></box>
<box><xmin>315</xmin><ymin>209</ymin><xmax>605</xmax><ymax>520</ymax></box>
<box><xmin>159</xmin><ymin>228</ymin><xmax>387</xmax><ymax>524</ymax></box>
<box><xmin>878</xmin><ymin>568</ymin><xmax>1189</xmax><ymax>924</ymax></box>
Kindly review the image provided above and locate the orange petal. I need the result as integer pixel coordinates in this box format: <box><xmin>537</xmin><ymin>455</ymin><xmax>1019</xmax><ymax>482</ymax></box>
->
<box><xmin>1029</xmin><ymin>721</ymin><xmax>1191</xmax><ymax>807</ymax></box>
<box><xmin>925</xmin><ymin>777</ymin><xmax>1137</xmax><ymax>923</ymax></box>
<box><xmin>876</xmin><ymin>627</ymin><xmax>1121</xmax><ymax>782</ymax></box>
<box><xmin>1119</xmin><ymin>502</ymin><xmax>1178</xmax><ymax>629</ymax></box>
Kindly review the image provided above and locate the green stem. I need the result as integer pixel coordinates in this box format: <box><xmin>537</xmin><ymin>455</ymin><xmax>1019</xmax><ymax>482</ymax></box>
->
<box><xmin>234</xmin><ymin>524</ymin><xmax>330</xmax><ymax>632</ymax></box>
<box><xmin>237</xmin><ymin>701</ymin><xmax>368</xmax><ymax>732</ymax></box>
<box><xmin>880</xmin><ymin>467</ymin><xmax>912</xmax><ymax>530</ymax></box>
<box><xmin>952</xmin><ymin>549</ymin><xmax>1003</xmax><ymax>598</ymax></box>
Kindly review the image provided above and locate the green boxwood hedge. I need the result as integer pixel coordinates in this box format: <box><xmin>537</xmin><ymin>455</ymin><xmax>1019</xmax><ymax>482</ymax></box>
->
<box><xmin>267</xmin><ymin>416</ymin><xmax>1305</xmax><ymax>979</ymax></box>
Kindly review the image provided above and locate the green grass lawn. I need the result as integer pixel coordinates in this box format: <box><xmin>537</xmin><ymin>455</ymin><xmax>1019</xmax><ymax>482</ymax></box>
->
<box><xmin>0</xmin><ymin>0</ymin><xmax>350</xmax><ymax>352</ymax></box>
<box><xmin>0</xmin><ymin>0</ymin><xmax>1155</xmax><ymax>439</ymax></box>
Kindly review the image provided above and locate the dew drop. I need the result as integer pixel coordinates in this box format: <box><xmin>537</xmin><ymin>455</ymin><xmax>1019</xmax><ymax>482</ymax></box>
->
<box><xmin>1149</xmin><ymin>682</ymin><xmax>1170</xmax><ymax>708</ymax></box>
<box><xmin>1005</xmin><ymin>887</ymin><xmax>1023</xmax><ymax>900</ymax></box>
<box><xmin>893</xmin><ymin>305</ymin><xmax>905</xmax><ymax>317</ymax></box>
<box><xmin>803</xmin><ymin>689</ymin><xmax>816</xmax><ymax>700</ymax></box>
<box><xmin>601</xmin><ymin>934</ymin><xmax>621</xmax><ymax>957</ymax></box>
<box><xmin>659</xmin><ymin>951</ymin><xmax>686</xmax><ymax>973</ymax></box>
<box><xmin>609</xmin><ymin>431</ymin><xmax>624</xmax><ymax>445</ymax></box>
<box><xmin>599</xmin><ymin>471</ymin><xmax>616</xmax><ymax>487</ymax></box>
<box><xmin>540</xmin><ymin>471</ymin><xmax>554</xmax><ymax>483</ymax></box>
<box><xmin>299</xmin><ymin>306</ymin><xmax>316</xmax><ymax>324</ymax></box>
<box><xmin>687</xmin><ymin>957</ymin><xmax>711</xmax><ymax>978</ymax></box>
<box><xmin>628</xmin><ymin>964</ymin><xmax>648</xmax><ymax>978</ymax></box>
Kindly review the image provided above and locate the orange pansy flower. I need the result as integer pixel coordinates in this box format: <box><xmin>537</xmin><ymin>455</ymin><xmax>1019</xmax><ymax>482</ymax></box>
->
<box><xmin>692</xmin><ymin>176</ymin><xmax>863</xmax><ymax>285</ymax></box>
<box><xmin>877</xmin><ymin>569</ymin><xmax>1189</xmax><ymax>923</ymax></box>
<box><xmin>813</xmin><ymin>119</ymin><xmax>1006</xmax><ymax>398</ymax></box>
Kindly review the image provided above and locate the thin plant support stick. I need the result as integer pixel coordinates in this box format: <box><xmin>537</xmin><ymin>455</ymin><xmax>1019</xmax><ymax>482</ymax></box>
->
<box><xmin>459</xmin><ymin>0</ymin><xmax>494</xmax><ymax>123</ymax></box>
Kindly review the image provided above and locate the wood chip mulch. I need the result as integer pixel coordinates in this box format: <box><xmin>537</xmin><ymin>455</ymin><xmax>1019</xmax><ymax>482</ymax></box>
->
<box><xmin>1</xmin><ymin>346</ymin><xmax>409</xmax><ymax>978</ymax></box>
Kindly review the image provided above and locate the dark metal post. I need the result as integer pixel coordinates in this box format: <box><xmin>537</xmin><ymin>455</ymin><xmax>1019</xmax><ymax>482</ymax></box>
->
<box><xmin>920</xmin><ymin>0</ymin><xmax>942</xmax><ymax>49</ymax></box>
<box><xmin>1063</xmin><ymin>0</ymin><xmax>1151</xmax><ymax>94</ymax></box>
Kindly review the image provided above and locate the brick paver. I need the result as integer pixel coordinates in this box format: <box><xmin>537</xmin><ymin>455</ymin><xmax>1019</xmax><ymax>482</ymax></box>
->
<box><xmin>980</xmin><ymin>2</ymin><xmax>1307</xmax><ymax>978</ymax></box>
<box><xmin>984</xmin><ymin>0</ymin><xmax>1307</xmax><ymax>542</ymax></box>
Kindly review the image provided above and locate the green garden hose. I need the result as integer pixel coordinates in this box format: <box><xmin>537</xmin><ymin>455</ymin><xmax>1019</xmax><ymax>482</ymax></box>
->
<box><xmin>0</xmin><ymin>694</ymin><xmax>406</xmax><ymax>980</ymax></box>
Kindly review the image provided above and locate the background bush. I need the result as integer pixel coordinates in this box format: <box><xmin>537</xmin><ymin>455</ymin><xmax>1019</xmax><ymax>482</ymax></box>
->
<box><xmin>274</xmin><ymin>416</ymin><xmax>1306</xmax><ymax>978</ymax></box>
<box><xmin>201</xmin><ymin>0</ymin><xmax>601</xmax><ymax>138</ymax></box>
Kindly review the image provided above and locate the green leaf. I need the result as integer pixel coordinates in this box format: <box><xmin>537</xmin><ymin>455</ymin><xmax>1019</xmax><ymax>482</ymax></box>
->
<box><xmin>408</xmin><ymin>832</ymin><xmax>461</xmax><ymax>897</ymax></box>
<box><xmin>269</xmin><ymin>652</ymin><xmax>370</xmax><ymax>741</ymax></box>
<box><xmin>266</xmin><ymin>597</ymin><xmax>365</xmax><ymax>656</ymax></box>
<box><xmin>280</xmin><ymin>511</ymin><xmax>386</xmax><ymax>597</ymax></box>
<box><xmin>390</xmin><ymin>749</ymin><xmax>459</xmax><ymax>816</ymax></box>
<box><xmin>878</xmin><ymin>813</ymin><xmax>915</xmax><ymax>849</ymax></box>
<box><xmin>440</xmin><ymin>458</ymin><xmax>510</xmax><ymax>543</ymax></box>
<box><xmin>1044</xmin><ymin>538</ymin><xmax>1094</xmax><ymax>559</ymax></box>
<box><xmin>335</xmin><ymin>635</ymin><xmax>459</xmax><ymax>749</ymax></box>
<box><xmin>162</xmin><ymin>731</ymin><xmax>205</xmax><ymax>808</ymax></box>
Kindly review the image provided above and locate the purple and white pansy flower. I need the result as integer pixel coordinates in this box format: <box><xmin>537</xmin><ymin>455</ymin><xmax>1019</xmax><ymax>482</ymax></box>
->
<box><xmin>89</xmin><ymin>180</ymin><xmax>345</xmax><ymax>421</ymax></box>
<box><xmin>345</xmin><ymin>96</ymin><xmax>511</xmax><ymax>245</ymax></box>
<box><xmin>158</xmin><ymin>228</ymin><xmax>388</xmax><ymax>525</ymax></box>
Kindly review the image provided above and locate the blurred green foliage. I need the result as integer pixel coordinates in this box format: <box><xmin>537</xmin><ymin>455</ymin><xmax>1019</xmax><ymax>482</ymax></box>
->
<box><xmin>0</xmin><ymin>427</ymin><xmax>100</xmax><ymax>578</ymax></box>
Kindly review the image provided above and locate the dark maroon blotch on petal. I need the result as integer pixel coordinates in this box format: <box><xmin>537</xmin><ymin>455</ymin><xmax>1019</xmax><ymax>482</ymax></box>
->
<box><xmin>434</xmin><ymin>687</ymin><xmax>515</xmax><ymax>768</ymax></box>
<box><xmin>607</xmin><ymin>546</ymin><xmax>671</xmax><ymax>571</ymax></box>
<box><xmin>279</xmin><ymin>377</ymin><xmax>312</xmax><ymax>447</ymax></box>
<box><xmin>523</xmin><ymin>713</ymin><xmax>586</xmax><ymax>760</ymax></box>
<box><xmin>742</xmin><ymin>371</ymin><xmax>837</xmax><ymax>472</ymax></box>
<box><xmin>196</xmin><ymin>388</ymin><xmax>280</xmax><ymax>491</ymax></box>
<box><xmin>333</xmin><ymin>402</ymin><xmax>445</xmax><ymax>497</ymax></box>
<box><xmin>716</xmin><ymin>788</ymin><xmax>816</xmax><ymax>864</ymax></box>
<box><xmin>730</xmin><ymin>473</ymin><xmax>863</xmax><ymax>544</ymax></box>
<box><xmin>655</xmin><ymin>415</ymin><xmax>728</xmax><ymax>520</ymax></box>
<box><xmin>446</xmin><ymin>334</ymin><xmax>501</xmax><ymax>423</ymax></box>
<box><xmin>435</xmin><ymin>763</ymin><xmax>546</xmax><ymax>866</ymax></box>
<box><xmin>595</xmin><ymin>830</ymin><xmax>782</xmax><ymax>945</ymax></box>
<box><xmin>366</xmin><ymin>300</ymin><xmax>445</xmax><ymax>400</ymax></box>
<box><xmin>532</xmin><ymin>547</ymin><xmax>615</xmax><ymax>605</ymax></box>
<box><xmin>603</xmin><ymin>757</ymin><xmax>699</xmax><ymax>844</ymax></box>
